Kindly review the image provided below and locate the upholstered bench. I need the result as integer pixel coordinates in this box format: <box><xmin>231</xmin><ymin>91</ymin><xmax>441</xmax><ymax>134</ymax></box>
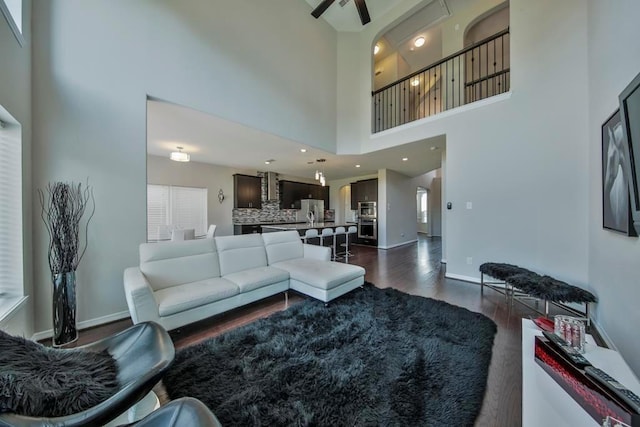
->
<box><xmin>479</xmin><ymin>262</ymin><xmax>597</xmax><ymax>319</ymax></box>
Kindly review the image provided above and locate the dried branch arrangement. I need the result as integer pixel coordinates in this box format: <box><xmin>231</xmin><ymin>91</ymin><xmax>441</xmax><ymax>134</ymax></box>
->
<box><xmin>38</xmin><ymin>181</ymin><xmax>96</xmax><ymax>276</ymax></box>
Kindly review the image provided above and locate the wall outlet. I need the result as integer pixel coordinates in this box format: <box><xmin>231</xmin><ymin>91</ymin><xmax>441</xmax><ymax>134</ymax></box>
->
<box><xmin>466</xmin><ymin>257</ymin><xmax>473</xmax><ymax>265</ymax></box>
<box><xmin>466</xmin><ymin>201</ymin><xmax>472</xmax><ymax>210</ymax></box>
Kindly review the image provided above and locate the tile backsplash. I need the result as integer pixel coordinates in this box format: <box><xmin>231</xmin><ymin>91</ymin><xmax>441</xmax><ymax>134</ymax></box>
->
<box><xmin>233</xmin><ymin>201</ymin><xmax>297</xmax><ymax>224</ymax></box>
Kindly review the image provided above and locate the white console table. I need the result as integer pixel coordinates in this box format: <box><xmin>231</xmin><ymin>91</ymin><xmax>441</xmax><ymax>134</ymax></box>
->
<box><xmin>522</xmin><ymin>319</ymin><xmax>640</xmax><ymax>426</ymax></box>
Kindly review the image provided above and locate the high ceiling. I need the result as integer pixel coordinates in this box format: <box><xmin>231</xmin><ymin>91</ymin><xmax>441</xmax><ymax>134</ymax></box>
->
<box><xmin>147</xmin><ymin>99</ymin><xmax>444</xmax><ymax>181</ymax></box>
<box><xmin>147</xmin><ymin>1</ymin><xmax>451</xmax><ymax>180</ymax></box>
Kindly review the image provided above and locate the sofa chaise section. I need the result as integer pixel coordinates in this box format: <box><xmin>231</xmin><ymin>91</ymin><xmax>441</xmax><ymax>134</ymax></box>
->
<box><xmin>262</xmin><ymin>231</ymin><xmax>365</xmax><ymax>303</ymax></box>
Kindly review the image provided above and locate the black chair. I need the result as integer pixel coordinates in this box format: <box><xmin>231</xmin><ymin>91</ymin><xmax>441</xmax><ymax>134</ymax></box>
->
<box><xmin>130</xmin><ymin>398</ymin><xmax>222</xmax><ymax>427</ymax></box>
<box><xmin>0</xmin><ymin>322</ymin><xmax>175</xmax><ymax>427</ymax></box>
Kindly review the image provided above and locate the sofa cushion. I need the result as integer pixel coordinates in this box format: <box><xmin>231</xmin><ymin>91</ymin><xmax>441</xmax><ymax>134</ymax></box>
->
<box><xmin>223</xmin><ymin>266</ymin><xmax>290</xmax><ymax>293</ymax></box>
<box><xmin>272</xmin><ymin>259</ymin><xmax>365</xmax><ymax>291</ymax></box>
<box><xmin>261</xmin><ymin>231</ymin><xmax>304</xmax><ymax>264</ymax></box>
<box><xmin>215</xmin><ymin>234</ymin><xmax>269</xmax><ymax>276</ymax></box>
<box><xmin>155</xmin><ymin>278</ymin><xmax>239</xmax><ymax>317</ymax></box>
<box><xmin>140</xmin><ymin>239</ymin><xmax>221</xmax><ymax>291</ymax></box>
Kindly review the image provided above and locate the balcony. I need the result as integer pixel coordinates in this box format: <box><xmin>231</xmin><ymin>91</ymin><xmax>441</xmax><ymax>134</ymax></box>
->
<box><xmin>372</xmin><ymin>29</ymin><xmax>510</xmax><ymax>133</ymax></box>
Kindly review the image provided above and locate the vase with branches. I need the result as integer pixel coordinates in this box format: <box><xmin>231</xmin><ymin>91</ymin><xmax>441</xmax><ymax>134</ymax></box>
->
<box><xmin>38</xmin><ymin>181</ymin><xmax>95</xmax><ymax>346</ymax></box>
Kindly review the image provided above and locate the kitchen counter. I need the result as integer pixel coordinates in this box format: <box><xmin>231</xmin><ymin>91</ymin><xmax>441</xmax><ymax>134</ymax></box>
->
<box><xmin>262</xmin><ymin>222</ymin><xmax>353</xmax><ymax>232</ymax></box>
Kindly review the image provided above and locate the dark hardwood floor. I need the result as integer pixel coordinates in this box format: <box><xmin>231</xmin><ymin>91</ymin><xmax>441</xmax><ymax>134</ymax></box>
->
<box><xmin>74</xmin><ymin>234</ymin><xmax>569</xmax><ymax>426</ymax></box>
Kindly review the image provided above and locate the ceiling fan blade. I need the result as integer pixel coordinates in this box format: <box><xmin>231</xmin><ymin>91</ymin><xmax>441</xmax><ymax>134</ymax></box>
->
<box><xmin>354</xmin><ymin>0</ymin><xmax>371</xmax><ymax>25</ymax></box>
<box><xmin>311</xmin><ymin>0</ymin><xmax>336</xmax><ymax>19</ymax></box>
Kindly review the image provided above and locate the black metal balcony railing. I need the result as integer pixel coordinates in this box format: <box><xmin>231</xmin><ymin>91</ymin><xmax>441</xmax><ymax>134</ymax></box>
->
<box><xmin>372</xmin><ymin>28</ymin><xmax>510</xmax><ymax>133</ymax></box>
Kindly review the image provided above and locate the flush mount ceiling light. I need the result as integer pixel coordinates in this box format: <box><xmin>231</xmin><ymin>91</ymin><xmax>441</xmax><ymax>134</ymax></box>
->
<box><xmin>170</xmin><ymin>146</ymin><xmax>190</xmax><ymax>162</ymax></box>
<box><xmin>414</xmin><ymin>36</ymin><xmax>426</xmax><ymax>47</ymax></box>
<box><xmin>411</xmin><ymin>78</ymin><xmax>420</xmax><ymax>87</ymax></box>
<box><xmin>374</xmin><ymin>44</ymin><xmax>380</xmax><ymax>55</ymax></box>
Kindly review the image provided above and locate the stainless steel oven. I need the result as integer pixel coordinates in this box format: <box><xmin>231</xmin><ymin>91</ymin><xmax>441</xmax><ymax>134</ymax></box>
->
<box><xmin>358</xmin><ymin>201</ymin><xmax>377</xmax><ymax>219</ymax></box>
<box><xmin>358</xmin><ymin>218</ymin><xmax>377</xmax><ymax>239</ymax></box>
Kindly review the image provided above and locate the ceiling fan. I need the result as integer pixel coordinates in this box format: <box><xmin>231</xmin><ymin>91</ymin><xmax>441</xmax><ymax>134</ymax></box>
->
<box><xmin>311</xmin><ymin>0</ymin><xmax>371</xmax><ymax>26</ymax></box>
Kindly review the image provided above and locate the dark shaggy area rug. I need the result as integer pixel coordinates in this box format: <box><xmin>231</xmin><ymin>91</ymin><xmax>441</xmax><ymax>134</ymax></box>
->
<box><xmin>163</xmin><ymin>284</ymin><xmax>497</xmax><ymax>426</ymax></box>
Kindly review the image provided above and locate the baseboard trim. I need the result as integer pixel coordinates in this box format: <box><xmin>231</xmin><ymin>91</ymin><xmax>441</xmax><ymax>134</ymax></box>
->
<box><xmin>445</xmin><ymin>273</ymin><xmax>481</xmax><ymax>283</ymax></box>
<box><xmin>0</xmin><ymin>296</ymin><xmax>28</xmax><ymax>326</ymax></box>
<box><xmin>31</xmin><ymin>310</ymin><xmax>131</xmax><ymax>341</ymax></box>
<box><xmin>378</xmin><ymin>239</ymin><xmax>417</xmax><ymax>250</ymax></box>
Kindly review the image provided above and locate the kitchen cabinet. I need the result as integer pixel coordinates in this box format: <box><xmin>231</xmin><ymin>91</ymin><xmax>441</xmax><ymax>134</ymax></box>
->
<box><xmin>234</xmin><ymin>174</ymin><xmax>262</xmax><ymax>209</ymax></box>
<box><xmin>350</xmin><ymin>178</ymin><xmax>378</xmax><ymax>208</ymax></box>
<box><xmin>350</xmin><ymin>182</ymin><xmax>359</xmax><ymax>210</ymax></box>
<box><xmin>360</xmin><ymin>179</ymin><xmax>378</xmax><ymax>202</ymax></box>
<box><xmin>233</xmin><ymin>224</ymin><xmax>261</xmax><ymax>235</ymax></box>
<box><xmin>280</xmin><ymin>180</ymin><xmax>329</xmax><ymax>209</ymax></box>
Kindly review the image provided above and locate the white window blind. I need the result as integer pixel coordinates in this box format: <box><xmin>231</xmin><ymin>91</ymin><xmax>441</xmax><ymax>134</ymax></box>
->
<box><xmin>147</xmin><ymin>185</ymin><xmax>170</xmax><ymax>241</ymax></box>
<box><xmin>0</xmin><ymin>122</ymin><xmax>23</xmax><ymax>297</ymax></box>
<box><xmin>147</xmin><ymin>185</ymin><xmax>208</xmax><ymax>241</ymax></box>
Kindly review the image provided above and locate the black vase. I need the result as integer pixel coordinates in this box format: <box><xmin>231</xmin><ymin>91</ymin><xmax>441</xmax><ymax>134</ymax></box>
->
<box><xmin>52</xmin><ymin>271</ymin><xmax>78</xmax><ymax>347</ymax></box>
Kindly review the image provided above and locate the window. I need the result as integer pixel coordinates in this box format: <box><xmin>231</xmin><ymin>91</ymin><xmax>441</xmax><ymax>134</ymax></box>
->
<box><xmin>0</xmin><ymin>108</ymin><xmax>24</xmax><ymax>305</ymax></box>
<box><xmin>0</xmin><ymin>0</ymin><xmax>24</xmax><ymax>46</ymax></box>
<box><xmin>417</xmin><ymin>187</ymin><xmax>428</xmax><ymax>224</ymax></box>
<box><xmin>147</xmin><ymin>185</ymin><xmax>208</xmax><ymax>241</ymax></box>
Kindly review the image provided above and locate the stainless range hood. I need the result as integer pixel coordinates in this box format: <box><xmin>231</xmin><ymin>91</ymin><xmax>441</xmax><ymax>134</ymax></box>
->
<box><xmin>264</xmin><ymin>171</ymin><xmax>278</xmax><ymax>202</ymax></box>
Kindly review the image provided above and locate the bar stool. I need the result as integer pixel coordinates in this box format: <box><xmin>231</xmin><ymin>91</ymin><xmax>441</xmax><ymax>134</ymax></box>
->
<box><xmin>320</xmin><ymin>228</ymin><xmax>335</xmax><ymax>259</ymax></box>
<box><xmin>343</xmin><ymin>225</ymin><xmax>357</xmax><ymax>263</ymax></box>
<box><xmin>303</xmin><ymin>228</ymin><xmax>319</xmax><ymax>245</ymax></box>
<box><xmin>333</xmin><ymin>226</ymin><xmax>346</xmax><ymax>261</ymax></box>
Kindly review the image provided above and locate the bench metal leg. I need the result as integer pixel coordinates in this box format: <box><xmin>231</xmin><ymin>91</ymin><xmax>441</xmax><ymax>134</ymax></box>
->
<box><xmin>544</xmin><ymin>300</ymin><xmax>549</xmax><ymax>318</ymax></box>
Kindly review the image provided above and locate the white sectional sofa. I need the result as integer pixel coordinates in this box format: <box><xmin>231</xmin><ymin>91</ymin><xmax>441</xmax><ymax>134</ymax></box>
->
<box><xmin>123</xmin><ymin>231</ymin><xmax>365</xmax><ymax>331</ymax></box>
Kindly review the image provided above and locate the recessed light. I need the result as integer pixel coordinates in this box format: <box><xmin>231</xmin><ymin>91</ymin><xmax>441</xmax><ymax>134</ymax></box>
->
<box><xmin>265</xmin><ymin>161</ymin><xmax>271</xmax><ymax>165</ymax></box>
<box><xmin>300</xmin><ymin>148</ymin><xmax>307</xmax><ymax>153</ymax></box>
<box><xmin>355</xmin><ymin>164</ymin><xmax>361</xmax><ymax>168</ymax></box>
<box><xmin>414</xmin><ymin>36</ymin><xmax>425</xmax><ymax>48</ymax></box>
<box><xmin>374</xmin><ymin>44</ymin><xmax>380</xmax><ymax>55</ymax></box>
<box><xmin>411</xmin><ymin>79</ymin><xmax>420</xmax><ymax>87</ymax></box>
<box><xmin>430</xmin><ymin>146</ymin><xmax>438</xmax><ymax>151</ymax></box>
<box><xmin>402</xmin><ymin>157</ymin><xmax>408</xmax><ymax>161</ymax></box>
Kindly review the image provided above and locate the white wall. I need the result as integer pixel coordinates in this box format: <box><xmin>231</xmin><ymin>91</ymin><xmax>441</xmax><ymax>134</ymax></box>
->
<box><xmin>31</xmin><ymin>0</ymin><xmax>337</xmax><ymax>334</ymax></box>
<box><xmin>379</xmin><ymin>169</ymin><xmax>418</xmax><ymax>249</ymax></box>
<box><xmin>587</xmin><ymin>0</ymin><xmax>640</xmax><ymax>374</ymax></box>
<box><xmin>0</xmin><ymin>0</ymin><xmax>33</xmax><ymax>337</ymax></box>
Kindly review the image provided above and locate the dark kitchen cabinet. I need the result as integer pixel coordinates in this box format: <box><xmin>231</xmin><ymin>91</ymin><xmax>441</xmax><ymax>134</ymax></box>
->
<box><xmin>280</xmin><ymin>181</ymin><xmax>298</xmax><ymax>209</ymax></box>
<box><xmin>360</xmin><ymin>179</ymin><xmax>378</xmax><ymax>202</ymax></box>
<box><xmin>350</xmin><ymin>182</ymin><xmax>359</xmax><ymax>210</ymax></box>
<box><xmin>233</xmin><ymin>224</ymin><xmax>261</xmax><ymax>235</ymax></box>
<box><xmin>280</xmin><ymin>180</ymin><xmax>329</xmax><ymax>209</ymax></box>
<box><xmin>350</xmin><ymin>178</ymin><xmax>378</xmax><ymax>209</ymax></box>
<box><xmin>234</xmin><ymin>174</ymin><xmax>262</xmax><ymax>209</ymax></box>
